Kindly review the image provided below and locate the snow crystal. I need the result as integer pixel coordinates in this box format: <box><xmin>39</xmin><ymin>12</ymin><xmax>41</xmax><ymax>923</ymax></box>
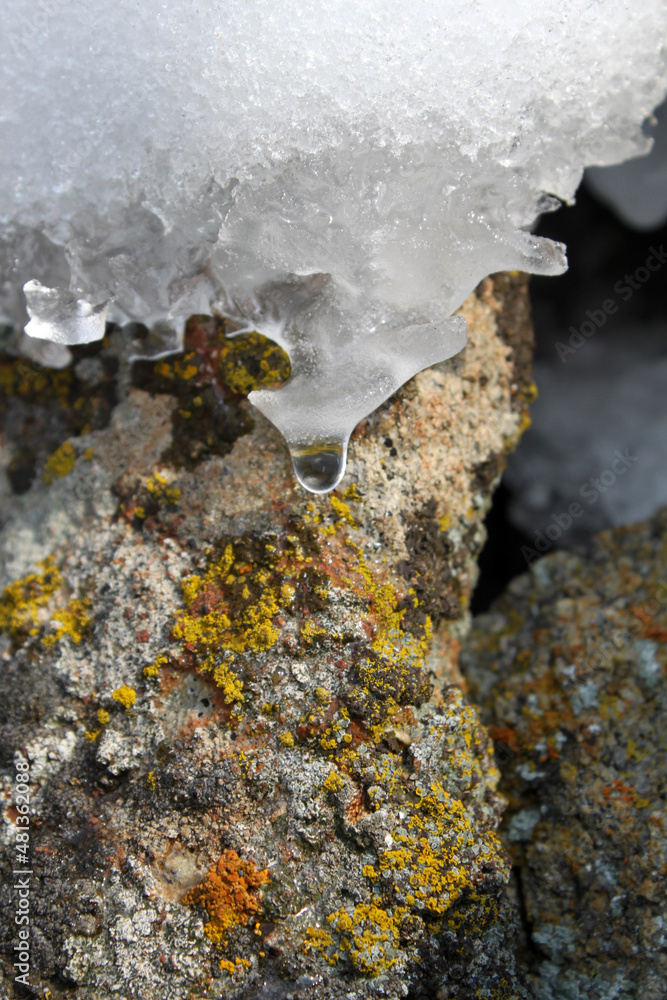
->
<box><xmin>1</xmin><ymin>1</ymin><xmax>666</xmax><ymax>489</ymax></box>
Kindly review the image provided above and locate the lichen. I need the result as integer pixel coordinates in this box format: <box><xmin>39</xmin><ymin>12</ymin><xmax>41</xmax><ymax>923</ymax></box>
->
<box><xmin>182</xmin><ymin>849</ymin><xmax>270</xmax><ymax>945</ymax></box>
<box><xmin>0</xmin><ymin>556</ymin><xmax>63</xmax><ymax>641</ymax></box>
<box><xmin>169</xmin><ymin>529</ymin><xmax>324</xmax><ymax>703</ymax></box>
<box><xmin>42</xmin><ymin>597</ymin><xmax>91</xmax><ymax>647</ymax></box>
<box><xmin>145</xmin><ymin>470</ymin><xmax>181</xmax><ymax>506</ymax></box>
<box><xmin>132</xmin><ymin>315</ymin><xmax>290</xmax><ymax>471</ymax></box>
<box><xmin>307</xmin><ymin>902</ymin><xmax>409</xmax><ymax>975</ymax></box>
<box><xmin>143</xmin><ymin>653</ymin><xmax>169</xmax><ymax>678</ymax></box>
<box><xmin>43</xmin><ymin>440</ymin><xmax>76</xmax><ymax>482</ymax></box>
<box><xmin>322</xmin><ymin>769</ymin><xmax>345</xmax><ymax>792</ymax></box>
<box><xmin>112</xmin><ymin>684</ymin><xmax>137</xmax><ymax>709</ymax></box>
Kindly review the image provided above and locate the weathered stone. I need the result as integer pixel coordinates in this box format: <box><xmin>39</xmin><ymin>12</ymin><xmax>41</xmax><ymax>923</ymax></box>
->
<box><xmin>462</xmin><ymin>511</ymin><xmax>667</xmax><ymax>1000</ymax></box>
<box><xmin>1</xmin><ymin>276</ymin><xmax>534</xmax><ymax>999</ymax></box>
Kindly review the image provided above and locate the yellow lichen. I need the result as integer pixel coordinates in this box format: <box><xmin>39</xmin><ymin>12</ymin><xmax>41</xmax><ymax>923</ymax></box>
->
<box><xmin>43</xmin><ymin>441</ymin><xmax>76</xmax><ymax>483</ymax></box>
<box><xmin>304</xmin><ymin>926</ymin><xmax>334</xmax><ymax>955</ymax></box>
<box><xmin>300</xmin><ymin>619</ymin><xmax>328</xmax><ymax>645</ymax></box>
<box><xmin>147</xmin><ymin>770</ymin><xmax>157</xmax><ymax>791</ymax></box>
<box><xmin>311</xmin><ymin>902</ymin><xmax>408</xmax><ymax>975</ymax></box>
<box><xmin>0</xmin><ymin>557</ymin><xmax>63</xmax><ymax>640</ymax></box>
<box><xmin>343</xmin><ymin>483</ymin><xmax>363</xmax><ymax>502</ymax></box>
<box><xmin>112</xmin><ymin>685</ymin><xmax>136</xmax><ymax>709</ymax></box>
<box><xmin>144</xmin><ymin>653</ymin><xmax>169</xmax><ymax>678</ymax></box>
<box><xmin>330</xmin><ymin>495</ymin><xmax>358</xmax><ymax>529</ymax></box>
<box><xmin>42</xmin><ymin>598</ymin><xmax>91</xmax><ymax>647</ymax></box>
<box><xmin>322</xmin><ymin>770</ymin><xmax>345</xmax><ymax>792</ymax></box>
<box><xmin>279</xmin><ymin>731</ymin><xmax>295</xmax><ymax>748</ymax></box>
<box><xmin>170</xmin><ymin>539</ymin><xmax>297</xmax><ymax>703</ymax></box>
<box><xmin>218</xmin><ymin>331</ymin><xmax>290</xmax><ymax>396</ymax></box>
<box><xmin>97</xmin><ymin>708</ymin><xmax>110</xmax><ymax>725</ymax></box>
<box><xmin>374</xmin><ymin>777</ymin><xmax>503</xmax><ymax>916</ymax></box>
<box><xmin>146</xmin><ymin>470</ymin><xmax>181</xmax><ymax>505</ymax></box>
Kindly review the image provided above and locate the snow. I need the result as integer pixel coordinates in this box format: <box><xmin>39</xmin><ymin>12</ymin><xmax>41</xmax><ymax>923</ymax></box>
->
<box><xmin>1</xmin><ymin>1</ymin><xmax>666</xmax><ymax>489</ymax></box>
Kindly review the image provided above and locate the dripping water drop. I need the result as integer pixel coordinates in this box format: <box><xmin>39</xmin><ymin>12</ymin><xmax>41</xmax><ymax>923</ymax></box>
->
<box><xmin>290</xmin><ymin>440</ymin><xmax>348</xmax><ymax>494</ymax></box>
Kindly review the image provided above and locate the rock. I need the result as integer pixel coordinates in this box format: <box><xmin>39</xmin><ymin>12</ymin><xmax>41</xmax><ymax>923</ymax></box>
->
<box><xmin>1</xmin><ymin>275</ymin><xmax>534</xmax><ymax>999</ymax></box>
<box><xmin>461</xmin><ymin>511</ymin><xmax>667</xmax><ymax>1000</ymax></box>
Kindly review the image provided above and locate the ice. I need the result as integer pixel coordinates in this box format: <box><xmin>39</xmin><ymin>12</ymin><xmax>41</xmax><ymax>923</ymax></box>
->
<box><xmin>586</xmin><ymin>100</ymin><xmax>667</xmax><ymax>231</ymax></box>
<box><xmin>23</xmin><ymin>281</ymin><xmax>108</xmax><ymax>346</ymax></box>
<box><xmin>1</xmin><ymin>1</ymin><xmax>666</xmax><ymax>490</ymax></box>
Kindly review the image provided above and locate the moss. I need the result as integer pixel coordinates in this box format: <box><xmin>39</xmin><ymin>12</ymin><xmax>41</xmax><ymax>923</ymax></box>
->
<box><xmin>182</xmin><ymin>849</ymin><xmax>270</xmax><ymax>945</ymax></box>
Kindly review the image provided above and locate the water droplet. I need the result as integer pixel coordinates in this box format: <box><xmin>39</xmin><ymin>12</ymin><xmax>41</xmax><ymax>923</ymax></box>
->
<box><xmin>290</xmin><ymin>440</ymin><xmax>348</xmax><ymax>493</ymax></box>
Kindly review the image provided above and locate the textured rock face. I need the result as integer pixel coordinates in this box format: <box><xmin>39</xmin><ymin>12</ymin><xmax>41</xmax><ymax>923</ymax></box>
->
<box><xmin>462</xmin><ymin>511</ymin><xmax>667</xmax><ymax>1000</ymax></box>
<box><xmin>0</xmin><ymin>276</ymin><xmax>533</xmax><ymax>999</ymax></box>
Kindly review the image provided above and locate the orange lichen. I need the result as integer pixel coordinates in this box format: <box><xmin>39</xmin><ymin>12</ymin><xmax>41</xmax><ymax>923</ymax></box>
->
<box><xmin>182</xmin><ymin>850</ymin><xmax>270</xmax><ymax>944</ymax></box>
<box><xmin>628</xmin><ymin>605</ymin><xmax>667</xmax><ymax>642</ymax></box>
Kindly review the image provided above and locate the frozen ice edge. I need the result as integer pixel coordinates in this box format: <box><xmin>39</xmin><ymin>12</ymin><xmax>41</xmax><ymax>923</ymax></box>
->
<box><xmin>2</xmin><ymin>0</ymin><xmax>666</xmax><ymax>491</ymax></box>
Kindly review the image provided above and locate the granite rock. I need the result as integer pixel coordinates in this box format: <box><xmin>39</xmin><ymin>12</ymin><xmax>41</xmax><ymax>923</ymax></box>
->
<box><xmin>1</xmin><ymin>275</ymin><xmax>533</xmax><ymax>999</ymax></box>
<box><xmin>462</xmin><ymin>512</ymin><xmax>667</xmax><ymax>1000</ymax></box>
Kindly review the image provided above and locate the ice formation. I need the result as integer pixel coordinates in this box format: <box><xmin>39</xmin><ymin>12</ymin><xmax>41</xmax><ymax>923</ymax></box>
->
<box><xmin>587</xmin><ymin>100</ymin><xmax>667</xmax><ymax>231</ymax></box>
<box><xmin>1</xmin><ymin>2</ymin><xmax>666</xmax><ymax>491</ymax></box>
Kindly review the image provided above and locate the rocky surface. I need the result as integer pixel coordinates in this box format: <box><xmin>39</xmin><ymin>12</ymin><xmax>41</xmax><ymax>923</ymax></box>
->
<box><xmin>0</xmin><ymin>275</ymin><xmax>535</xmax><ymax>1000</ymax></box>
<box><xmin>462</xmin><ymin>511</ymin><xmax>667</xmax><ymax>1000</ymax></box>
